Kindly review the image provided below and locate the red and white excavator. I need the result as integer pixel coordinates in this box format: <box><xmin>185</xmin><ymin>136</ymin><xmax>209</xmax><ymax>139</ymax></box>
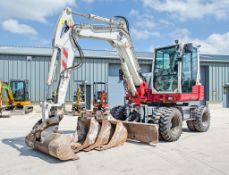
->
<box><xmin>26</xmin><ymin>7</ymin><xmax>210</xmax><ymax>160</ymax></box>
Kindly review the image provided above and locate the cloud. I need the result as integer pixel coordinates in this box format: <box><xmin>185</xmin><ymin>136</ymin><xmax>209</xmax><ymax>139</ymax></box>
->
<box><xmin>142</xmin><ymin>0</ymin><xmax>229</xmax><ymax>20</ymax></box>
<box><xmin>129</xmin><ymin>9</ymin><xmax>157</xmax><ymax>29</ymax></box>
<box><xmin>2</xmin><ymin>19</ymin><xmax>37</xmax><ymax>36</ymax></box>
<box><xmin>0</xmin><ymin>0</ymin><xmax>76</xmax><ymax>23</ymax></box>
<box><xmin>169</xmin><ymin>28</ymin><xmax>191</xmax><ymax>40</ymax></box>
<box><xmin>131</xmin><ymin>28</ymin><xmax>160</xmax><ymax>40</ymax></box>
<box><xmin>169</xmin><ymin>28</ymin><xmax>229</xmax><ymax>54</ymax></box>
<box><xmin>192</xmin><ymin>33</ymin><xmax>229</xmax><ymax>54</ymax></box>
<box><xmin>129</xmin><ymin>9</ymin><xmax>139</xmax><ymax>16</ymax></box>
<box><xmin>135</xmin><ymin>17</ymin><xmax>156</xmax><ymax>30</ymax></box>
<box><xmin>129</xmin><ymin>9</ymin><xmax>163</xmax><ymax>40</ymax></box>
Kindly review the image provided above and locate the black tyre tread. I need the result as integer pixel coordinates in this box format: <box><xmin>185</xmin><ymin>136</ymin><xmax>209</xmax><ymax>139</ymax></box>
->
<box><xmin>193</xmin><ymin>106</ymin><xmax>210</xmax><ymax>132</ymax></box>
<box><xmin>186</xmin><ymin>120</ymin><xmax>196</xmax><ymax>131</ymax></box>
<box><xmin>110</xmin><ymin>105</ymin><xmax>126</xmax><ymax>120</ymax></box>
<box><xmin>127</xmin><ymin>110</ymin><xmax>141</xmax><ymax>122</ymax></box>
<box><xmin>149</xmin><ymin>107</ymin><xmax>168</xmax><ymax>124</ymax></box>
<box><xmin>159</xmin><ymin>108</ymin><xmax>182</xmax><ymax>142</ymax></box>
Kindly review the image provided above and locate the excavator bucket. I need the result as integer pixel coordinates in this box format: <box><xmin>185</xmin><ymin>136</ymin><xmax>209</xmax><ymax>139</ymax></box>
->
<box><xmin>71</xmin><ymin>117</ymin><xmax>127</xmax><ymax>152</ymax></box>
<box><xmin>25</xmin><ymin>118</ymin><xmax>78</xmax><ymax>160</ymax></box>
<box><xmin>96</xmin><ymin>120</ymin><xmax>127</xmax><ymax>150</ymax></box>
<box><xmin>25</xmin><ymin>111</ymin><xmax>158</xmax><ymax>161</ymax></box>
<box><xmin>26</xmin><ymin>116</ymin><xmax>129</xmax><ymax>160</ymax></box>
<box><xmin>33</xmin><ymin>133</ymin><xmax>77</xmax><ymax>160</ymax></box>
<box><xmin>71</xmin><ymin>117</ymin><xmax>101</xmax><ymax>152</ymax></box>
<box><xmin>84</xmin><ymin>119</ymin><xmax>112</xmax><ymax>151</ymax></box>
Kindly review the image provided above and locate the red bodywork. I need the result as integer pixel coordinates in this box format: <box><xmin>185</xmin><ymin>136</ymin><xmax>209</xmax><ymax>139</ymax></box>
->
<box><xmin>126</xmin><ymin>82</ymin><xmax>204</xmax><ymax>106</ymax></box>
<box><xmin>94</xmin><ymin>90</ymin><xmax>109</xmax><ymax>109</ymax></box>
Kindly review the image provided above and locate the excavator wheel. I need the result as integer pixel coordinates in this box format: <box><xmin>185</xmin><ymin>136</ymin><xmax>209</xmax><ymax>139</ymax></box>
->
<box><xmin>186</xmin><ymin>106</ymin><xmax>210</xmax><ymax>132</ymax></box>
<box><xmin>24</xmin><ymin>106</ymin><xmax>33</xmax><ymax>114</ymax></box>
<box><xmin>159</xmin><ymin>108</ymin><xmax>183</xmax><ymax>142</ymax></box>
<box><xmin>126</xmin><ymin>110</ymin><xmax>141</xmax><ymax>122</ymax></box>
<box><xmin>147</xmin><ymin>107</ymin><xmax>168</xmax><ymax>139</ymax></box>
<box><xmin>186</xmin><ymin>120</ymin><xmax>196</xmax><ymax>131</ymax></box>
<box><xmin>110</xmin><ymin>105</ymin><xmax>126</xmax><ymax>120</ymax></box>
<box><xmin>148</xmin><ymin>107</ymin><xmax>168</xmax><ymax>124</ymax></box>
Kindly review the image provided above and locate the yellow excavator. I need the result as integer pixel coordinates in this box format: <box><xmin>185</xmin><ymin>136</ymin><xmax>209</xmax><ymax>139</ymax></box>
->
<box><xmin>0</xmin><ymin>80</ymin><xmax>33</xmax><ymax>117</ymax></box>
<box><xmin>71</xmin><ymin>81</ymin><xmax>90</xmax><ymax>115</ymax></box>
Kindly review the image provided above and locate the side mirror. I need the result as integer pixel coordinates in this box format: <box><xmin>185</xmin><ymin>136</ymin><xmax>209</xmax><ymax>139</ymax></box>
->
<box><xmin>184</xmin><ymin>43</ymin><xmax>193</xmax><ymax>52</ymax></box>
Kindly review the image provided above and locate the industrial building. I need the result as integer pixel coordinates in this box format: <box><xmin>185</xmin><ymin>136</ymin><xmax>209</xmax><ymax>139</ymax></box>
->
<box><xmin>0</xmin><ymin>46</ymin><xmax>229</xmax><ymax>108</ymax></box>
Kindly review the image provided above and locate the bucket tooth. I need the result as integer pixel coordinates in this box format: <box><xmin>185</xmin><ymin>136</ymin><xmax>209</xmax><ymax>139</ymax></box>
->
<box><xmin>84</xmin><ymin>119</ymin><xmax>112</xmax><ymax>151</ymax></box>
<box><xmin>97</xmin><ymin>120</ymin><xmax>127</xmax><ymax>151</ymax></box>
<box><xmin>72</xmin><ymin>117</ymin><xmax>101</xmax><ymax>152</ymax></box>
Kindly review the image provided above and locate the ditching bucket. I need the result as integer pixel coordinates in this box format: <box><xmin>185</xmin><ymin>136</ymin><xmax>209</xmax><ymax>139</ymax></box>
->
<box><xmin>71</xmin><ymin>117</ymin><xmax>127</xmax><ymax>152</ymax></box>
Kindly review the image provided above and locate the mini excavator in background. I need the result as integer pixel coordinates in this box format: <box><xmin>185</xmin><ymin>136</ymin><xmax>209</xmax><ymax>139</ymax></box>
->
<box><xmin>0</xmin><ymin>80</ymin><xmax>33</xmax><ymax>117</ymax></box>
<box><xmin>71</xmin><ymin>81</ymin><xmax>108</xmax><ymax>115</ymax></box>
<box><xmin>25</xmin><ymin>7</ymin><xmax>210</xmax><ymax>161</ymax></box>
<box><xmin>93</xmin><ymin>81</ymin><xmax>108</xmax><ymax>111</ymax></box>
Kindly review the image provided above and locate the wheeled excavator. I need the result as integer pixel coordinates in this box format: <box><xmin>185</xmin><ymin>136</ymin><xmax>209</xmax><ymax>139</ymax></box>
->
<box><xmin>25</xmin><ymin>7</ymin><xmax>210</xmax><ymax>160</ymax></box>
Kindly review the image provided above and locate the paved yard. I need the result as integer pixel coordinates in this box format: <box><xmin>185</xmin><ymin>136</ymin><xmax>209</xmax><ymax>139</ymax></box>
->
<box><xmin>0</xmin><ymin>108</ymin><xmax>229</xmax><ymax>175</ymax></box>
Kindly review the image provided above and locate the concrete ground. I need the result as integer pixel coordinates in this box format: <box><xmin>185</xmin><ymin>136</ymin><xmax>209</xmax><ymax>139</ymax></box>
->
<box><xmin>0</xmin><ymin>108</ymin><xmax>229</xmax><ymax>175</ymax></box>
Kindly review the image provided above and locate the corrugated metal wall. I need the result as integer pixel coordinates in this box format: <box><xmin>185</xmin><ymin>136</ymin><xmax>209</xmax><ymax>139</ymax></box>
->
<box><xmin>205</xmin><ymin>62</ymin><xmax>229</xmax><ymax>102</ymax></box>
<box><xmin>1</xmin><ymin>53</ymin><xmax>229</xmax><ymax>103</ymax></box>
<box><xmin>0</xmin><ymin>55</ymin><xmax>50</xmax><ymax>102</ymax></box>
<box><xmin>0</xmin><ymin>54</ymin><xmax>151</xmax><ymax>102</ymax></box>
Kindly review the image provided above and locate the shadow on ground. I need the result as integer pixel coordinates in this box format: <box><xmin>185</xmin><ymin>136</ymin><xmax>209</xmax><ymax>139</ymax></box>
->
<box><xmin>2</xmin><ymin>128</ymin><xmax>197</xmax><ymax>162</ymax></box>
<box><xmin>2</xmin><ymin>137</ymin><xmax>64</xmax><ymax>163</ymax></box>
<box><xmin>128</xmin><ymin>128</ymin><xmax>197</xmax><ymax>145</ymax></box>
<box><xmin>182</xmin><ymin>128</ymin><xmax>199</xmax><ymax>133</ymax></box>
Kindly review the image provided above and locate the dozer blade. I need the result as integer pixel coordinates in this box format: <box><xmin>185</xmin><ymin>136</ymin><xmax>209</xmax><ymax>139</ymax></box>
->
<box><xmin>123</xmin><ymin>121</ymin><xmax>158</xmax><ymax>145</ymax></box>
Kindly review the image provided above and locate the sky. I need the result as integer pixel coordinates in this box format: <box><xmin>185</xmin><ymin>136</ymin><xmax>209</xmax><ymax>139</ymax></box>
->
<box><xmin>0</xmin><ymin>0</ymin><xmax>229</xmax><ymax>54</ymax></box>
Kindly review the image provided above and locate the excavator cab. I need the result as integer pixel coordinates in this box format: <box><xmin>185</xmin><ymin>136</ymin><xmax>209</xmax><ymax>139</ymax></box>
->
<box><xmin>5</xmin><ymin>80</ymin><xmax>33</xmax><ymax>114</ymax></box>
<box><xmin>93</xmin><ymin>82</ymin><xmax>108</xmax><ymax>111</ymax></box>
<box><xmin>10</xmin><ymin>80</ymin><xmax>30</xmax><ymax>103</ymax></box>
<box><xmin>153</xmin><ymin>42</ymin><xmax>199</xmax><ymax>94</ymax></box>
